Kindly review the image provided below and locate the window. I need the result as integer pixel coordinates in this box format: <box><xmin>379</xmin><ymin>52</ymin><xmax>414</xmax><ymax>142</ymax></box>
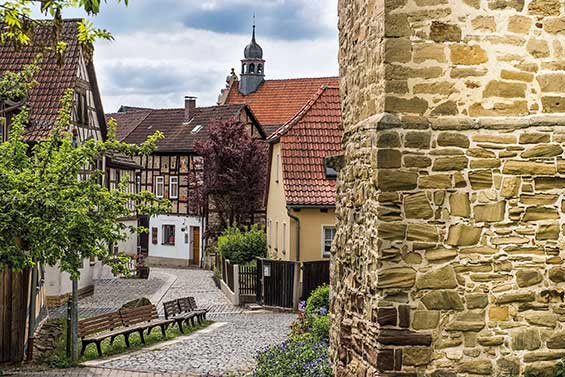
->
<box><xmin>75</xmin><ymin>91</ymin><xmax>88</xmax><ymax>125</ymax></box>
<box><xmin>249</xmin><ymin>63</ymin><xmax>255</xmax><ymax>73</ymax></box>
<box><xmin>136</xmin><ymin>173</ymin><xmax>142</xmax><ymax>193</ymax></box>
<box><xmin>276</xmin><ymin>154</ymin><xmax>280</xmax><ymax>183</ymax></box>
<box><xmin>155</xmin><ymin>176</ymin><xmax>164</xmax><ymax>198</ymax></box>
<box><xmin>170</xmin><ymin>176</ymin><xmax>179</xmax><ymax>199</ymax></box>
<box><xmin>162</xmin><ymin>224</ymin><xmax>175</xmax><ymax>246</ymax></box>
<box><xmin>322</xmin><ymin>226</ymin><xmax>336</xmax><ymax>258</ymax></box>
<box><xmin>191</xmin><ymin>125</ymin><xmax>203</xmax><ymax>134</ymax></box>
<box><xmin>258</xmin><ymin>64</ymin><xmax>263</xmax><ymax>74</ymax></box>
<box><xmin>282</xmin><ymin>223</ymin><xmax>286</xmax><ymax>254</ymax></box>
<box><xmin>275</xmin><ymin>221</ymin><xmax>279</xmax><ymax>250</ymax></box>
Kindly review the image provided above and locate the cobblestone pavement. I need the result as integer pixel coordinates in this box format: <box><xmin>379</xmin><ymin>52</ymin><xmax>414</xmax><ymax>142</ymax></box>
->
<box><xmin>49</xmin><ymin>270</ymin><xmax>171</xmax><ymax>318</ymax></box>
<box><xmin>28</xmin><ymin>267</ymin><xmax>295</xmax><ymax>376</ymax></box>
<box><xmin>98</xmin><ymin>268</ymin><xmax>295</xmax><ymax>376</ymax></box>
<box><xmin>100</xmin><ymin>312</ymin><xmax>295</xmax><ymax>376</ymax></box>
<box><xmin>3</xmin><ymin>367</ymin><xmax>196</xmax><ymax>377</ymax></box>
<box><xmin>155</xmin><ymin>268</ymin><xmax>244</xmax><ymax>316</ymax></box>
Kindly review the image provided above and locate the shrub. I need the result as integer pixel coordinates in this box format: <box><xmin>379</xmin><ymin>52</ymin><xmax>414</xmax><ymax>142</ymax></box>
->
<box><xmin>217</xmin><ymin>225</ymin><xmax>266</xmax><ymax>264</ymax></box>
<box><xmin>309</xmin><ymin>315</ymin><xmax>331</xmax><ymax>341</ymax></box>
<box><xmin>306</xmin><ymin>285</ymin><xmax>329</xmax><ymax>317</ymax></box>
<box><xmin>253</xmin><ymin>334</ymin><xmax>331</xmax><ymax>377</ymax></box>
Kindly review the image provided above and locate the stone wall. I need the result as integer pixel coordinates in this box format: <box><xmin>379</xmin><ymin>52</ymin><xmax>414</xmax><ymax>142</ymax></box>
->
<box><xmin>332</xmin><ymin>0</ymin><xmax>565</xmax><ymax>376</ymax></box>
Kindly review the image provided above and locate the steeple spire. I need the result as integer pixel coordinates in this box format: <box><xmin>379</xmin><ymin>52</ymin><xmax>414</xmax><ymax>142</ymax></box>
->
<box><xmin>239</xmin><ymin>14</ymin><xmax>265</xmax><ymax>95</ymax></box>
<box><xmin>252</xmin><ymin>13</ymin><xmax>256</xmax><ymax>41</ymax></box>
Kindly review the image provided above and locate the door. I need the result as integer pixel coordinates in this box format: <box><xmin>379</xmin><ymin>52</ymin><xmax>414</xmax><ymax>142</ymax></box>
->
<box><xmin>191</xmin><ymin>227</ymin><xmax>200</xmax><ymax>266</ymax></box>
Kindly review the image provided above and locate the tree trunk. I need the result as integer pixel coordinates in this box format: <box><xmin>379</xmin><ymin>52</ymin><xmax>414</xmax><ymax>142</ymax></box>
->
<box><xmin>70</xmin><ymin>278</ymin><xmax>79</xmax><ymax>362</ymax></box>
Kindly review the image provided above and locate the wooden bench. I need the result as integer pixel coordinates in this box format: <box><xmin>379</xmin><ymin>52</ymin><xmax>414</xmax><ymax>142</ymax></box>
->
<box><xmin>119</xmin><ymin>304</ymin><xmax>175</xmax><ymax>345</ymax></box>
<box><xmin>163</xmin><ymin>300</ymin><xmax>198</xmax><ymax>332</ymax></box>
<box><xmin>179</xmin><ymin>297</ymin><xmax>208</xmax><ymax>323</ymax></box>
<box><xmin>79</xmin><ymin>304</ymin><xmax>175</xmax><ymax>357</ymax></box>
<box><xmin>78</xmin><ymin>311</ymin><xmax>125</xmax><ymax>357</ymax></box>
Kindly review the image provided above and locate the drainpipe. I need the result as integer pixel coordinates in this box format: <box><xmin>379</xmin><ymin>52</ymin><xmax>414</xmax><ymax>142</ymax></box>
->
<box><xmin>287</xmin><ymin>207</ymin><xmax>300</xmax><ymax>262</ymax></box>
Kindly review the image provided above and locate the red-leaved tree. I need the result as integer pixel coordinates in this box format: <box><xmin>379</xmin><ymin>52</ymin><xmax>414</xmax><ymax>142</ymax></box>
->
<box><xmin>193</xmin><ymin>121</ymin><xmax>267</xmax><ymax>236</ymax></box>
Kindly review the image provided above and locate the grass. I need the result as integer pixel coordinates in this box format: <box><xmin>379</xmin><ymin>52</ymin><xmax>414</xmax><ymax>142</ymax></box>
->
<box><xmin>37</xmin><ymin>318</ymin><xmax>213</xmax><ymax>368</ymax></box>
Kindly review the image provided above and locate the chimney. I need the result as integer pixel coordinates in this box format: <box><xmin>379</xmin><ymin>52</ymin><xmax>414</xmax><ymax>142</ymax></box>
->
<box><xmin>184</xmin><ymin>96</ymin><xmax>197</xmax><ymax>120</ymax></box>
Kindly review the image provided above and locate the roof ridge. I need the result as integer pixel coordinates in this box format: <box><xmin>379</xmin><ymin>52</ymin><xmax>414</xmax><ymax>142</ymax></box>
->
<box><xmin>267</xmin><ymin>85</ymin><xmax>329</xmax><ymax>142</ymax></box>
<box><xmin>234</xmin><ymin>76</ymin><xmax>339</xmax><ymax>84</ymax></box>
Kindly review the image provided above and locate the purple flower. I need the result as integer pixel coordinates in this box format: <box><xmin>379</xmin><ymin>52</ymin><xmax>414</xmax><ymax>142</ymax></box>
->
<box><xmin>319</xmin><ymin>307</ymin><xmax>327</xmax><ymax>316</ymax></box>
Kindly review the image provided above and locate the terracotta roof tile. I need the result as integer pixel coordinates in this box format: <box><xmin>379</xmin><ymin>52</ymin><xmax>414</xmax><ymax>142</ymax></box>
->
<box><xmin>271</xmin><ymin>86</ymin><xmax>342</xmax><ymax>207</ymax></box>
<box><xmin>108</xmin><ymin>104</ymin><xmax>250</xmax><ymax>152</ymax></box>
<box><xmin>0</xmin><ymin>20</ymin><xmax>82</xmax><ymax>142</ymax></box>
<box><xmin>224</xmin><ymin>76</ymin><xmax>339</xmax><ymax>131</ymax></box>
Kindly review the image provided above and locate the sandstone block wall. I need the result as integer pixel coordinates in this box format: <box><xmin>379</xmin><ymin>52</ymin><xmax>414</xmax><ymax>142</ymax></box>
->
<box><xmin>332</xmin><ymin>0</ymin><xmax>565</xmax><ymax>376</ymax></box>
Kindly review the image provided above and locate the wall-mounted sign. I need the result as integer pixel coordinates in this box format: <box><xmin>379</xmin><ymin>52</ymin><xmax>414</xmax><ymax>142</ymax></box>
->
<box><xmin>263</xmin><ymin>263</ymin><xmax>271</xmax><ymax>277</ymax></box>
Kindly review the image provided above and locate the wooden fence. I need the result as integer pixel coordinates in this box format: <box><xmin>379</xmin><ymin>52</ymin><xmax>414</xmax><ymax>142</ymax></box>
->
<box><xmin>238</xmin><ymin>264</ymin><xmax>257</xmax><ymax>296</ymax></box>
<box><xmin>225</xmin><ymin>260</ymin><xmax>235</xmax><ymax>292</ymax></box>
<box><xmin>0</xmin><ymin>268</ymin><xmax>30</xmax><ymax>363</ymax></box>
<box><xmin>302</xmin><ymin>260</ymin><xmax>330</xmax><ymax>301</ymax></box>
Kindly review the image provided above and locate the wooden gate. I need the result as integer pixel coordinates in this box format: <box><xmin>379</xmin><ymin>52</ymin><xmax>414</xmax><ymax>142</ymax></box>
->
<box><xmin>256</xmin><ymin>258</ymin><xmax>298</xmax><ymax>309</ymax></box>
<box><xmin>238</xmin><ymin>264</ymin><xmax>256</xmax><ymax>295</ymax></box>
<box><xmin>302</xmin><ymin>261</ymin><xmax>330</xmax><ymax>301</ymax></box>
<box><xmin>0</xmin><ymin>268</ymin><xmax>30</xmax><ymax>363</ymax></box>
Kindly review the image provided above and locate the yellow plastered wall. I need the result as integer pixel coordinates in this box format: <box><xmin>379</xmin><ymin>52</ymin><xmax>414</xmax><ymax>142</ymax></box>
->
<box><xmin>266</xmin><ymin>143</ymin><xmax>335</xmax><ymax>262</ymax></box>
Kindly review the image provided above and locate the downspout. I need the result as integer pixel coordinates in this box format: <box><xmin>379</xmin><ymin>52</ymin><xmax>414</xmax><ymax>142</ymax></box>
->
<box><xmin>287</xmin><ymin>207</ymin><xmax>300</xmax><ymax>262</ymax></box>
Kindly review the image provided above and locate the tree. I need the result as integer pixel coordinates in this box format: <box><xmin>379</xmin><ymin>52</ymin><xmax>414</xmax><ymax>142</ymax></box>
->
<box><xmin>1</xmin><ymin>0</ymin><xmax>123</xmax><ymax>53</ymax></box>
<box><xmin>194</xmin><ymin>121</ymin><xmax>267</xmax><ymax>235</ymax></box>
<box><xmin>0</xmin><ymin>73</ymin><xmax>168</xmax><ymax>360</ymax></box>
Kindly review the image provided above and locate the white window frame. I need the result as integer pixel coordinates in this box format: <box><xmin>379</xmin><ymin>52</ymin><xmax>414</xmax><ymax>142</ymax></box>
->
<box><xmin>282</xmin><ymin>222</ymin><xmax>287</xmax><ymax>254</ymax></box>
<box><xmin>162</xmin><ymin>224</ymin><xmax>175</xmax><ymax>246</ymax></box>
<box><xmin>275</xmin><ymin>221</ymin><xmax>279</xmax><ymax>250</ymax></box>
<box><xmin>155</xmin><ymin>176</ymin><xmax>164</xmax><ymax>198</ymax></box>
<box><xmin>170</xmin><ymin>176</ymin><xmax>179</xmax><ymax>199</ymax></box>
<box><xmin>321</xmin><ymin>225</ymin><xmax>336</xmax><ymax>258</ymax></box>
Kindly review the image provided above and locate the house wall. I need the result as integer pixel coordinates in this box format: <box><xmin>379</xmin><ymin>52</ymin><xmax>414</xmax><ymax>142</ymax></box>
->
<box><xmin>145</xmin><ymin>214</ymin><xmax>203</xmax><ymax>266</ymax></box>
<box><xmin>333</xmin><ymin>0</ymin><xmax>565</xmax><ymax>376</ymax></box>
<box><xmin>266</xmin><ymin>143</ymin><xmax>291</xmax><ymax>260</ymax></box>
<box><xmin>293</xmin><ymin>208</ymin><xmax>336</xmax><ymax>262</ymax></box>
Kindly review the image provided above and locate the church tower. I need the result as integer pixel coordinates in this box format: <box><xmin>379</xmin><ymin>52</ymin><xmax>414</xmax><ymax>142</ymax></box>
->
<box><xmin>239</xmin><ymin>21</ymin><xmax>264</xmax><ymax>95</ymax></box>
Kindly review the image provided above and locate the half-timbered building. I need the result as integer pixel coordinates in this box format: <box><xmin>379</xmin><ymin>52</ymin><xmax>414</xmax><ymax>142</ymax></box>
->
<box><xmin>0</xmin><ymin>19</ymin><xmax>138</xmax><ymax>311</ymax></box>
<box><xmin>108</xmin><ymin>98</ymin><xmax>264</xmax><ymax>267</ymax></box>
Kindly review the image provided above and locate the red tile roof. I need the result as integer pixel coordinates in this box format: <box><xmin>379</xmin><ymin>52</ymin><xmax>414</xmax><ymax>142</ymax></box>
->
<box><xmin>0</xmin><ymin>19</ymin><xmax>84</xmax><ymax>141</ymax></box>
<box><xmin>107</xmin><ymin>104</ymin><xmax>262</xmax><ymax>153</ymax></box>
<box><xmin>224</xmin><ymin>76</ymin><xmax>339</xmax><ymax>132</ymax></box>
<box><xmin>270</xmin><ymin>86</ymin><xmax>342</xmax><ymax>207</ymax></box>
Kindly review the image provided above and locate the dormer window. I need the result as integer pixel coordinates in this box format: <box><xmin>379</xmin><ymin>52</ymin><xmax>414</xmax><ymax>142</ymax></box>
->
<box><xmin>324</xmin><ymin>157</ymin><xmax>338</xmax><ymax>179</ymax></box>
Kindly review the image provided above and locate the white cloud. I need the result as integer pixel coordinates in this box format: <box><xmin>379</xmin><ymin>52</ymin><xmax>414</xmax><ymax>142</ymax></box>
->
<box><xmin>94</xmin><ymin>23</ymin><xmax>338</xmax><ymax>112</ymax></box>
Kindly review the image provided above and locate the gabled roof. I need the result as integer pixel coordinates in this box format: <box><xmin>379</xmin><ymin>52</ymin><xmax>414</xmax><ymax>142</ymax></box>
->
<box><xmin>223</xmin><ymin>76</ymin><xmax>339</xmax><ymax>132</ymax></box>
<box><xmin>269</xmin><ymin>86</ymin><xmax>342</xmax><ymax>207</ymax></box>
<box><xmin>107</xmin><ymin>104</ymin><xmax>264</xmax><ymax>153</ymax></box>
<box><xmin>0</xmin><ymin>19</ymin><xmax>106</xmax><ymax>141</ymax></box>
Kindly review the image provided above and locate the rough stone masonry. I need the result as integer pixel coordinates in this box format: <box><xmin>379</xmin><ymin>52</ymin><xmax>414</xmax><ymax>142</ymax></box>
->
<box><xmin>331</xmin><ymin>0</ymin><xmax>565</xmax><ymax>376</ymax></box>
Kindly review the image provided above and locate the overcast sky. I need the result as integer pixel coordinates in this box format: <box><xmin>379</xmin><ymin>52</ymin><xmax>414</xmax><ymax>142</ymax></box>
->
<box><xmin>35</xmin><ymin>0</ymin><xmax>339</xmax><ymax>113</ymax></box>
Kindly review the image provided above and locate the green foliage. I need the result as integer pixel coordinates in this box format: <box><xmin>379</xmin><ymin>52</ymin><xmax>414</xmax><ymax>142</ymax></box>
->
<box><xmin>253</xmin><ymin>334</ymin><xmax>331</xmax><ymax>377</ymax></box>
<box><xmin>0</xmin><ymin>0</ymin><xmax>128</xmax><ymax>56</ymax></box>
<box><xmin>0</xmin><ymin>74</ymin><xmax>168</xmax><ymax>278</ymax></box>
<box><xmin>309</xmin><ymin>315</ymin><xmax>330</xmax><ymax>341</ymax></box>
<box><xmin>217</xmin><ymin>225</ymin><xmax>266</xmax><ymax>264</ymax></box>
<box><xmin>306</xmin><ymin>285</ymin><xmax>329</xmax><ymax>317</ymax></box>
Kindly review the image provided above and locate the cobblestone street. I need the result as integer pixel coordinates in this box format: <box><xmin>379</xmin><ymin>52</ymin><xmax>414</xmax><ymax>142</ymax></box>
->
<box><xmin>7</xmin><ymin>267</ymin><xmax>295</xmax><ymax>377</ymax></box>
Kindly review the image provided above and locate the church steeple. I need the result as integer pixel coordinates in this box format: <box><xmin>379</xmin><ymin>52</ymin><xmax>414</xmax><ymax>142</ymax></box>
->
<box><xmin>239</xmin><ymin>17</ymin><xmax>265</xmax><ymax>95</ymax></box>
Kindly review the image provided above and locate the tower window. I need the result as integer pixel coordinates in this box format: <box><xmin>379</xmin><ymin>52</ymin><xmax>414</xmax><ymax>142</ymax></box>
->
<box><xmin>242</xmin><ymin>63</ymin><xmax>246</xmax><ymax>74</ymax></box>
<box><xmin>258</xmin><ymin>64</ymin><xmax>263</xmax><ymax>74</ymax></box>
<box><xmin>249</xmin><ymin>63</ymin><xmax>255</xmax><ymax>74</ymax></box>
